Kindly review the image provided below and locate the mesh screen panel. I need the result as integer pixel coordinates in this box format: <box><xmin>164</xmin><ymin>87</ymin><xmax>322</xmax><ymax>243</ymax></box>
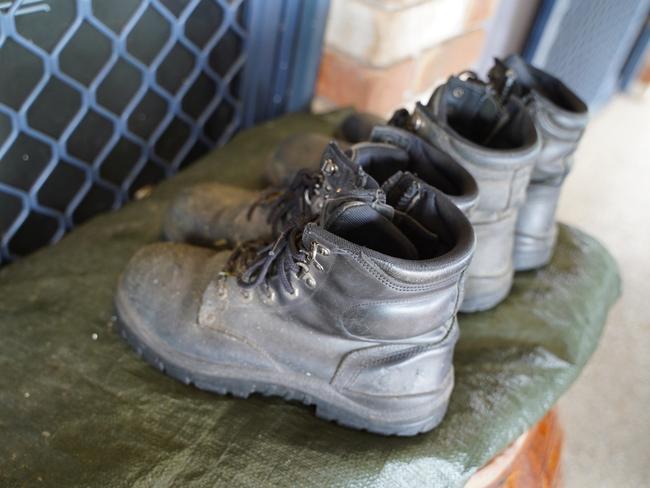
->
<box><xmin>526</xmin><ymin>0</ymin><xmax>650</xmax><ymax>106</ymax></box>
<box><xmin>0</xmin><ymin>0</ymin><xmax>328</xmax><ymax>264</ymax></box>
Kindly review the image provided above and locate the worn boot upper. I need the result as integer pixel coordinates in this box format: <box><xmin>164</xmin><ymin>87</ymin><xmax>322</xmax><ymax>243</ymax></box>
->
<box><xmin>360</xmin><ymin>125</ymin><xmax>478</xmax><ymax>215</ymax></box>
<box><xmin>487</xmin><ymin>55</ymin><xmax>589</xmax><ymax>270</ymax></box>
<box><xmin>488</xmin><ymin>55</ymin><xmax>588</xmax><ymax>181</ymax></box>
<box><xmin>165</xmin><ymin>136</ymin><xmax>479</xmax><ymax>247</ymax></box>
<box><xmin>163</xmin><ymin>142</ymin><xmax>375</xmax><ymax>246</ymax></box>
<box><xmin>394</xmin><ymin>74</ymin><xmax>540</xmax><ymax>311</ymax></box>
<box><xmin>117</xmin><ymin>188</ymin><xmax>474</xmax><ymax>435</ymax></box>
<box><xmin>265</xmin><ymin>132</ymin><xmax>350</xmax><ymax>187</ymax></box>
<box><xmin>408</xmin><ymin>75</ymin><xmax>541</xmax><ymax>223</ymax></box>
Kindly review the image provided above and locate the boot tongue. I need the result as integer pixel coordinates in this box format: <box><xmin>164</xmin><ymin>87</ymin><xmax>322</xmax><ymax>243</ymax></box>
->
<box><xmin>381</xmin><ymin>171</ymin><xmax>422</xmax><ymax>213</ymax></box>
<box><xmin>318</xmin><ymin>194</ymin><xmax>419</xmax><ymax>260</ymax></box>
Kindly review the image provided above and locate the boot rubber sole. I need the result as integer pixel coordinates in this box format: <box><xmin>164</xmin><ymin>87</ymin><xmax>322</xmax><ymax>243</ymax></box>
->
<box><xmin>115</xmin><ymin>291</ymin><xmax>455</xmax><ymax>437</ymax></box>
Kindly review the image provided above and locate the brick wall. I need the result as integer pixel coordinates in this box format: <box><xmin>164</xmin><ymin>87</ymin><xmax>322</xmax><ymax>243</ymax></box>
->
<box><xmin>315</xmin><ymin>0</ymin><xmax>501</xmax><ymax>115</ymax></box>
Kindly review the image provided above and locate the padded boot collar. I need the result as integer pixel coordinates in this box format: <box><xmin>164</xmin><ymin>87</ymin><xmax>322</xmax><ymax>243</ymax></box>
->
<box><xmin>303</xmin><ymin>189</ymin><xmax>475</xmax><ymax>281</ymax></box>
<box><xmin>488</xmin><ymin>55</ymin><xmax>588</xmax><ymax>119</ymax></box>
<box><xmin>369</xmin><ymin>125</ymin><xmax>479</xmax><ymax>215</ymax></box>
<box><xmin>410</xmin><ymin>101</ymin><xmax>541</xmax><ymax>171</ymax></box>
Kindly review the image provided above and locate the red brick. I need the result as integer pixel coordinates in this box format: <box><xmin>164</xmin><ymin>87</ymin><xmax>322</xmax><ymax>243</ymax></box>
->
<box><xmin>465</xmin><ymin>0</ymin><xmax>501</xmax><ymax>28</ymax></box>
<box><xmin>413</xmin><ymin>28</ymin><xmax>487</xmax><ymax>95</ymax></box>
<box><xmin>316</xmin><ymin>48</ymin><xmax>417</xmax><ymax>114</ymax></box>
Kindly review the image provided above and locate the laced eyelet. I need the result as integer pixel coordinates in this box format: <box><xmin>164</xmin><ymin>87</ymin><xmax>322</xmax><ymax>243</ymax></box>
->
<box><xmin>222</xmin><ymin>224</ymin><xmax>328</xmax><ymax>303</ymax></box>
<box><xmin>322</xmin><ymin>158</ymin><xmax>338</xmax><ymax>175</ymax></box>
<box><xmin>217</xmin><ymin>272</ymin><xmax>228</xmax><ymax>299</ymax></box>
<box><xmin>262</xmin><ymin>284</ymin><xmax>276</xmax><ymax>302</ymax></box>
<box><xmin>452</xmin><ymin>87</ymin><xmax>465</xmax><ymax>98</ymax></box>
<box><xmin>307</xmin><ymin>242</ymin><xmax>330</xmax><ymax>272</ymax></box>
<box><xmin>304</xmin><ymin>275</ymin><xmax>316</xmax><ymax>288</ymax></box>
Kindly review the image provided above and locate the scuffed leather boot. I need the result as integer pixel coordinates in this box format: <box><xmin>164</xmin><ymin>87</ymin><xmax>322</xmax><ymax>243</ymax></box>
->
<box><xmin>165</xmin><ymin>136</ymin><xmax>478</xmax><ymax>246</ymax></box>
<box><xmin>488</xmin><ymin>55</ymin><xmax>588</xmax><ymax>270</ymax></box>
<box><xmin>404</xmin><ymin>74</ymin><xmax>540</xmax><ymax>312</ymax></box>
<box><xmin>163</xmin><ymin>183</ymin><xmax>272</xmax><ymax>247</ymax></box>
<box><xmin>263</xmin><ymin>139</ymin><xmax>410</xmax><ymax>189</ymax></box>
<box><xmin>266</xmin><ymin>132</ymin><xmax>350</xmax><ymax>187</ymax></box>
<box><xmin>116</xmin><ymin>190</ymin><xmax>475</xmax><ymax>436</ymax></box>
<box><xmin>263</xmin><ymin>112</ymin><xmax>385</xmax><ymax>185</ymax></box>
<box><xmin>163</xmin><ymin>142</ymin><xmax>376</xmax><ymax>246</ymax></box>
<box><xmin>363</xmin><ymin>125</ymin><xmax>478</xmax><ymax>215</ymax></box>
<box><xmin>266</xmin><ymin>128</ymin><xmax>479</xmax><ymax>215</ymax></box>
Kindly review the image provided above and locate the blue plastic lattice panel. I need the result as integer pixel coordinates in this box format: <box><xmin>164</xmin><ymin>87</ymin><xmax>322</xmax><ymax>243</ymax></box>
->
<box><xmin>0</xmin><ymin>0</ymin><xmax>249</xmax><ymax>262</ymax></box>
<box><xmin>525</xmin><ymin>0</ymin><xmax>650</xmax><ymax>107</ymax></box>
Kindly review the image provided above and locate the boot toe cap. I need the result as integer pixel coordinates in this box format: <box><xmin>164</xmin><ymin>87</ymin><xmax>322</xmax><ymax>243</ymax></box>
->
<box><xmin>162</xmin><ymin>183</ymin><xmax>259</xmax><ymax>245</ymax></box>
<box><xmin>116</xmin><ymin>242</ymin><xmax>220</xmax><ymax>348</ymax></box>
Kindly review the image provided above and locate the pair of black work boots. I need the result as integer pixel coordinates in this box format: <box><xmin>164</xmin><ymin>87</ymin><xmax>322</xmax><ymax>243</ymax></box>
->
<box><xmin>116</xmin><ymin>55</ymin><xmax>588</xmax><ymax>435</ymax></box>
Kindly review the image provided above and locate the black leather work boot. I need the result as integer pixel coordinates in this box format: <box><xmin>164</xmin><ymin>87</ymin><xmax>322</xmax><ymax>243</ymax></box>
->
<box><xmin>363</xmin><ymin>125</ymin><xmax>478</xmax><ymax>215</ymax></box>
<box><xmin>267</xmin><ymin>126</ymin><xmax>479</xmax><ymax>215</ymax></box>
<box><xmin>164</xmin><ymin>136</ymin><xmax>478</xmax><ymax>246</ymax></box>
<box><xmin>488</xmin><ymin>55</ymin><xmax>588</xmax><ymax>270</ymax></box>
<box><xmin>116</xmin><ymin>188</ymin><xmax>475</xmax><ymax>436</ymax></box>
<box><xmin>402</xmin><ymin>74</ymin><xmax>540</xmax><ymax>312</ymax></box>
<box><xmin>163</xmin><ymin>142</ymin><xmax>375</xmax><ymax>246</ymax></box>
<box><xmin>265</xmin><ymin>132</ymin><xmax>350</xmax><ymax>187</ymax></box>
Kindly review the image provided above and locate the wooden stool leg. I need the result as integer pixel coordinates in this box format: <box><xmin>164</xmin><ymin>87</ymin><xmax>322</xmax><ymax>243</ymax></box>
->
<box><xmin>466</xmin><ymin>408</ymin><xmax>564</xmax><ymax>488</ymax></box>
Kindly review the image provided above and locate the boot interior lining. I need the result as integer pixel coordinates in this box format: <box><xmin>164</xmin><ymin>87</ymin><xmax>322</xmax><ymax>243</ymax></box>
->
<box><xmin>508</xmin><ymin>58</ymin><xmax>588</xmax><ymax>114</ymax></box>
<box><xmin>444</xmin><ymin>84</ymin><xmax>537</xmax><ymax>150</ymax></box>
<box><xmin>354</xmin><ymin>142</ymin><xmax>461</xmax><ymax>196</ymax></box>
<box><xmin>326</xmin><ymin>203</ymin><xmax>453</xmax><ymax>261</ymax></box>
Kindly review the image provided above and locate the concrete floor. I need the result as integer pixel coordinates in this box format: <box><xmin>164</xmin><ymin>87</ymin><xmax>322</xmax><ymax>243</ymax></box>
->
<box><xmin>556</xmin><ymin>92</ymin><xmax>650</xmax><ymax>487</ymax></box>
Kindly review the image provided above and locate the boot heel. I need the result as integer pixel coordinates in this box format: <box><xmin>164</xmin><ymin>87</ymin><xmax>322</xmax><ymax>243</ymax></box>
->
<box><xmin>324</xmin><ymin>320</ymin><xmax>459</xmax><ymax>435</ymax></box>
<box><xmin>317</xmin><ymin>369</ymin><xmax>454</xmax><ymax>436</ymax></box>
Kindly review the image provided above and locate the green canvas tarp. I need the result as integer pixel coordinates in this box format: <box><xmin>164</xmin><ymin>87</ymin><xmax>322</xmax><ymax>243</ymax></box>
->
<box><xmin>0</xmin><ymin>111</ymin><xmax>620</xmax><ymax>487</ymax></box>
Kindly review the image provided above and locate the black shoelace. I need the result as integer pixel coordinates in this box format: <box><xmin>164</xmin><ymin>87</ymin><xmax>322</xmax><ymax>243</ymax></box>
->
<box><xmin>222</xmin><ymin>218</ymin><xmax>328</xmax><ymax>295</ymax></box>
<box><xmin>247</xmin><ymin>168</ymin><xmax>324</xmax><ymax>236</ymax></box>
